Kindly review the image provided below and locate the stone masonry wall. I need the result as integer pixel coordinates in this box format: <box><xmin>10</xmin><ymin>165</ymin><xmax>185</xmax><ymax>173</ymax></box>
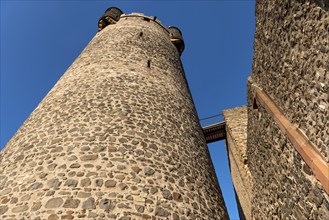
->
<box><xmin>0</xmin><ymin>14</ymin><xmax>228</xmax><ymax>219</ymax></box>
<box><xmin>223</xmin><ymin>106</ymin><xmax>252</xmax><ymax>220</ymax></box>
<box><xmin>248</xmin><ymin>0</ymin><xmax>329</xmax><ymax>219</ymax></box>
<box><xmin>251</xmin><ymin>0</ymin><xmax>329</xmax><ymax>160</ymax></box>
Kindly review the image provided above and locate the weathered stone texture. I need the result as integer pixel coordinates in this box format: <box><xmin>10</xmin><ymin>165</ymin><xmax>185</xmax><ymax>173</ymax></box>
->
<box><xmin>251</xmin><ymin>0</ymin><xmax>329</xmax><ymax>160</ymax></box>
<box><xmin>248</xmin><ymin>0</ymin><xmax>329</xmax><ymax>219</ymax></box>
<box><xmin>223</xmin><ymin>106</ymin><xmax>252</xmax><ymax>220</ymax></box>
<box><xmin>0</xmin><ymin>13</ymin><xmax>228</xmax><ymax>219</ymax></box>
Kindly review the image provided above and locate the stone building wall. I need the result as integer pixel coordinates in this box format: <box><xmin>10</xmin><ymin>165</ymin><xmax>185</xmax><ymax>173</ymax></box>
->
<box><xmin>223</xmin><ymin>106</ymin><xmax>252</xmax><ymax>220</ymax></box>
<box><xmin>248</xmin><ymin>0</ymin><xmax>329</xmax><ymax>219</ymax></box>
<box><xmin>0</xmin><ymin>13</ymin><xmax>228</xmax><ymax>219</ymax></box>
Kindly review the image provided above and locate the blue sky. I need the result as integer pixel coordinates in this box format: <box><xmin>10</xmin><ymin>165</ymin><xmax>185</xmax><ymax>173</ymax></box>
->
<box><xmin>1</xmin><ymin>1</ymin><xmax>255</xmax><ymax>219</ymax></box>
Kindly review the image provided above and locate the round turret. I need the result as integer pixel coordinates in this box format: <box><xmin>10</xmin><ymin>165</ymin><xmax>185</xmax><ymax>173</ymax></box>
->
<box><xmin>168</xmin><ymin>26</ymin><xmax>185</xmax><ymax>55</ymax></box>
<box><xmin>98</xmin><ymin>7</ymin><xmax>123</xmax><ymax>31</ymax></box>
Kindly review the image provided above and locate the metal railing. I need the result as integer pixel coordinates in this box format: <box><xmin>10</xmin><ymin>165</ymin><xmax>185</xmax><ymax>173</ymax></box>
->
<box><xmin>200</xmin><ymin>114</ymin><xmax>226</xmax><ymax>143</ymax></box>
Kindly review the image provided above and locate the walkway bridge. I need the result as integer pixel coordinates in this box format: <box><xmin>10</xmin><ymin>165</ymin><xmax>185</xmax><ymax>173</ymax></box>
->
<box><xmin>202</xmin><ymin>121</ymin><xmax>226</xmax><ymax>143</ymax></box>
<box><xmin>200</xmin><ymin>113</ymin><xmax>226</xmax><ymax>143</ymax></box>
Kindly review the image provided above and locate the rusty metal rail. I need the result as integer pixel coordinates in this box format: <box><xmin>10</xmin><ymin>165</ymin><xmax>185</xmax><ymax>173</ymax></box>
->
<box><xmin>202</xmin><ymin>121</ymin><xmax>226</xmax><ymax>143</ymax></box>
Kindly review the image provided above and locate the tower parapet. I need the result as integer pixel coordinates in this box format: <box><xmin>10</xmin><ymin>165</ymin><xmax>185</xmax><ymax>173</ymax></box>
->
<box><xmin>98</xmin><ymin>8</ymin><xmax>185</xmax><ymax>56</ymax></box>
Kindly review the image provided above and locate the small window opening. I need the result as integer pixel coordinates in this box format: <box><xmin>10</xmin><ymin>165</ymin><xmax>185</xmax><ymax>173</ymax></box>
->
<box><xmin>147</xmin><ymin>60</ymin><xmax>151</xmax><ymax>68</ymax></box>
<box><xmin>253</xmin><ymin>98</ymin><xmax>258</xmax><ymax>110</ymax></box>
<box><xmin>139</xmin><ymin>32</ymin><xmax>143</xmax><ymax>37</ymax></box>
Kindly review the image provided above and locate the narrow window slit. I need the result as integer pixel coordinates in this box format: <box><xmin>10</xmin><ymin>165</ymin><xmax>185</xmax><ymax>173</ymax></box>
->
<box><xmin>147</xmin><ymin>60</ymin><xmax>151</xmax><ymax>68</ymax></box>
<box><xmin>253</xmin><ymin>98</ymin><xmax>258</xmax><ymax>110</ymax></box>
<box><xmin>139</xmin><ymin>32</ymin><xmax>143</xmax><ymax>37</ymax></box>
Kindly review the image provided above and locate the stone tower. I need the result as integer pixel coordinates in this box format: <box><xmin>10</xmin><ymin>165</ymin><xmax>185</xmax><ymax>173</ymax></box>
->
<box><xmin>0</xmin><ymin>8</ymin><xmax>228</xmax><ymax>219</ymax></box>
<box><xmin>246</xmin><ymin>1</ymin><xmax>329</xmax><ymax>219</ymax></box>
<box><xmin>222</xmin><ymin>1</ymin><xmax>329</xmax><ymax>219</ymax></box>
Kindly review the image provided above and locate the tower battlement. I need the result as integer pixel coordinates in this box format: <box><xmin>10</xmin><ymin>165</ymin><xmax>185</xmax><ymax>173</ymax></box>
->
<box><xmin>98</xmin><ymin>8</ymin><xmax>185</xmax><ymax>56</ymax></box>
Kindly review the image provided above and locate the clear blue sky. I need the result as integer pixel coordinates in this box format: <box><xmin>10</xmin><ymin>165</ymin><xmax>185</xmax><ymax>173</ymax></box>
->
<box><xmin>1</xmin><ymin>1</ymin><xmax>255</xmax><ymax>219</ymax></box>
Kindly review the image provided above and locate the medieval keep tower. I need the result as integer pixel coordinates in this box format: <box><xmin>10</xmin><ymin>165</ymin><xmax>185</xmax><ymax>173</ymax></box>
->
<box><xmin>0</xmin><ymin>7</ymin><xmax>228</xmax><ymax>219</ymax></box>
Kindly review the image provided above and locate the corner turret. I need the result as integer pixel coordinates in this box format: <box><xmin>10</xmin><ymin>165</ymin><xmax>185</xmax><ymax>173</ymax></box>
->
<box><xmin>168</xmin><ymin>26</ymin><xmax>185</xmax><ymax>55</ymax></box>
<box><xmin>98</xmin><ymin>7</ymin><xmax>123</xmax><ymax>31</ymax></box>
